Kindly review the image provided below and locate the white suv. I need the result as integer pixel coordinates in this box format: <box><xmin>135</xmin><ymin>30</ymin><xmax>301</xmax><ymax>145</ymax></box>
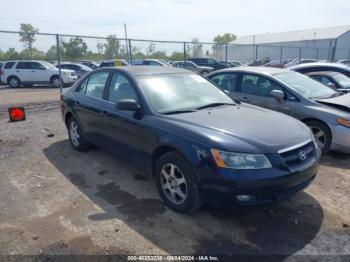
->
<box><xmin>1</xmin><ymin>60</ymin><xmax>78</xmax><ymax>88</ymax></box>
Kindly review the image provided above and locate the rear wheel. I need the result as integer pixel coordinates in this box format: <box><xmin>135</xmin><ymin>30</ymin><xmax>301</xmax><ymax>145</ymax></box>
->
<box><xmin>67</xmin><ymin>116</ymin><xmax>91</xmax><ymax>151</ymax></box>
<box><xmin>8</xmin><ymin>76</ymin><xmax>21</xmax><ymax>88</ymax></box>
<box><xmin>305</xmin><ymin>120</ymin><xmax>331</xmax><ymax>154</ymax></box>
<box><xmin>155</xmin><ymin>152</ymin><xmax>203</xmax><ymax>213</ymax></box>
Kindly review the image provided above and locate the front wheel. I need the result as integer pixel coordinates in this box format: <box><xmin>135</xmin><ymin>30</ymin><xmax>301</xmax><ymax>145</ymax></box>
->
<box><xmin>155</xmin><ymin>152</ymin><xmax>203</xmax><ymax>213</ymax></box>
<box><xmin>67</xmin><ymin>116</ymin><xmax>91</xmax><ymax>151</ymax></box>
<box><xmin>305</xmin><ymin>120</ymin><xmax>331</xmax><ymax>154</ymax></box>
<box><xmin>50</xmin><ymin>76</ymin><xmax>60</xmax><ymax>88</ymax></box>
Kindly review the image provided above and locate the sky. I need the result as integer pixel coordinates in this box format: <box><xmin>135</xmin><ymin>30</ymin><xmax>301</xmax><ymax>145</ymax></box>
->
<box><xmin>1</xmin><ymin>0</ymin><xmax>350</xmax><ymax>42</ymax></box>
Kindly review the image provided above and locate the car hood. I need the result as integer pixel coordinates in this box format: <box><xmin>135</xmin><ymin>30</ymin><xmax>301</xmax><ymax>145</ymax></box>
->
<box><xmin>162</xmin><ymin>104</ymin><xmax>312</xmax><ymax>154</ymax></box>
<box><xmin>316</xmin><ymin>93</ymin><xmax>350</xmax><ymax>113</ymax></box>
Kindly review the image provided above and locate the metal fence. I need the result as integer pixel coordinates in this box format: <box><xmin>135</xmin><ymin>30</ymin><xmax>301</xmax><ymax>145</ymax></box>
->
<box><xmin>2</xmin><ymin>30</ymin><xmax>350</xmax><ymax>64</ymax></box>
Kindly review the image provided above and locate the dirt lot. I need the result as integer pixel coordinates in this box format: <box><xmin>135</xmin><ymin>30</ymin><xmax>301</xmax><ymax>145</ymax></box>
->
<box><xmin>0</xmin><ymin>106</ymin><xmax>349</xmax><ymax>259</ymax></box>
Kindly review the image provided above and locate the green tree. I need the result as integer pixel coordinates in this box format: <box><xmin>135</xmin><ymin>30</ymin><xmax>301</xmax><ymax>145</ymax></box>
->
<box><xmin>104</xmin><ymin>35</ymin><xmax>120</xmax><ymax>59</ymax></box>
<box><xmin>147</xmin><ymin>43</ymin><xmax>156</xmax><ymax>56</ymax></box>
<box><xmin>170</xmin><ymin>51</ymin><xmax>184</xmax><ymax>61</ymax></box>
<box><xmin>21</xmin><ymin>48</ymin><xmax>45</xmax><ymax>60</ymax></box>
<box><xmin>4</xmin><ymin>48</ymin><xmax>21</xmax><ymax>60</ymax></box>
<box><xmin>19</xmin><ymin>23</ymin><xmax>39</xmax><ymax>59</ymax></box>
<box><xmin>62</xmin><ymin>37</ymin><xmax>88</xmax><ymax>60</ymax></box>
<box><xmin>45</xmin><ymin>45</ymin><xmax>58</xmax><ymax>61</ymax></box>
<box><xmin>187</xmin><ymin>38</ymin><xmax>203</xmax><ymax>58</ymax></box>
<box><xmin>131</xmin><ymin>46</ymin><xmax>145</xmax><ymax>59</ymax></box>
<box><xmin>213</xmin><ymin>33</ymin><xmax>236</xmax><ymax>44</ymax></box>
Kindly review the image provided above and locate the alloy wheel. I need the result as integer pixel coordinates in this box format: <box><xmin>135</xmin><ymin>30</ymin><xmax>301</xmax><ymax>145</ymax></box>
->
<box><xmin>309</xmin><ymin>125</ymin><xmax>326</xmax><ymax>149</ymax></box>
<box><xmin>69</xmin><ymin>120</ymin><xmax>80</xmax><ymax>147</ymax></box>
<box><xmin>160</xmin><ymin>163</ymin><xmax>188</xmax><ymax>205</ymax></box>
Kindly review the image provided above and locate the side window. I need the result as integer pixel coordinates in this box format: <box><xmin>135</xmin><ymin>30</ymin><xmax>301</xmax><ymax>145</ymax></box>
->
<box><xmin>241</xmin><ymin>74</ymin><xmax>282</xmax><ymax>97</ymax></box>
<box><xmin>107</xmin><ymin>73</ymin><xmax>138</xmax><ymax>103</ymax></box>
<box><xmin>149</xmin><ymin>61</ymin><xmax>160</xmax><ymax>66</ymax></box>
<box><xmin>16</xmin><ymin>62</ymin><xmax>30</xmax><ymax>69</ymax></box>
<box><xmin>319</xmin><ymin>76</ymin><xmax>333</xmax><ymax>86</ymax></box>
<box><xmin>185</xmin><ymin>62</ymin><xmax>195</xmax><ymax>68</ymax></box>
<box><xmin>207</xmin><ymin>59</ymin><xmax>216</xmax><ymax>65</ymax></box>
<box><xmin>85</xmin><ymin>72</ymin><xmax>109</xmax><ymax>99</ymax></box>
<box><xmin>4</xmin><ymin>62</ymin><xmax>15</xmax><ymax>69</ymax></box>
<box><xmin>30</xmin><ymin>62</ymin><xmax>44</xmax><ymax>70</ymax></box>
<box><xmin>210</xmin><ymin>73</ymin><xmax>239</xmax><ymax>92</ymax></box>
<box><xmin>75</xmin><ymin>78</ymin><xmax>89</xmax><ymax>93</ymax></box>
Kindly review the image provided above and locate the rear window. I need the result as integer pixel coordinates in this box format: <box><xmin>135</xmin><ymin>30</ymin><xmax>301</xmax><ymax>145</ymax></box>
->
<box><xmin>4</xmin><ymin>62</ymin><xmax>15</xmax><ymax>69</ymax></box>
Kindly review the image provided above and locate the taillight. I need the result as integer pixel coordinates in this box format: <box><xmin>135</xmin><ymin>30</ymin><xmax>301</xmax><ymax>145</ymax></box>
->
<box><xmin>0</xmin><ymin>69</ymin><xmax>4</xmax><ymax>75</ymax></box>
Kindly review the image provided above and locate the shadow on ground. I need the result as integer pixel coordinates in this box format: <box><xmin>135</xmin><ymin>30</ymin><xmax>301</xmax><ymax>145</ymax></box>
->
<box><xmin>43</xmin><ymin>140</ymin><xmax>324</xmax><ymax>257</ymax></box>
<box><xmin>320</xmin><ymin>151</ymin><xmax>350</xmax><ymax>169</ymax></box>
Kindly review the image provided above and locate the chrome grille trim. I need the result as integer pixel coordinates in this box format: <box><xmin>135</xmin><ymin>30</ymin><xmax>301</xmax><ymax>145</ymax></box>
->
<box><xmin>278</xmin><ymin>139</ymin><xmax>312</xmax><ymax>154</ymax></box>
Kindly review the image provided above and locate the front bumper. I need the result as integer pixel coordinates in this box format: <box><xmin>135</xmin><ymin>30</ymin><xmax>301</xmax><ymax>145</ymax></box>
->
<box><xmin>62</xmin><ymin>75</ymin><xmax>78</xmax><ymax>84</ymax></box>
<box><xmin>330</xmin><ymin>124</ymin><xmax>350</xmax><ymax>154</ymax></box>
<box><xmin>200</xmin><ymin>163</ymin><xmax>318</xmax><ymax>206</ymax></box>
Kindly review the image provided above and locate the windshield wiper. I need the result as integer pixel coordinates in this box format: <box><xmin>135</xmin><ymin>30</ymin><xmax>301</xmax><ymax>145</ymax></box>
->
<box><xmin>196</xmin><ymin>103</ymin><xmax>235</xmax><ymax>110</ymax></box>
<box><xmin>162</xmin><ymin>110</ymin><xmax>196</xmax><ymax>115</ymax></box>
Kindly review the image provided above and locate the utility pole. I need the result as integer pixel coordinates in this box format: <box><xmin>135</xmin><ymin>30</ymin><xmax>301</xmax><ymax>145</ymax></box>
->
<box><xmin>124</xmin><ymin>23</ymin><xmax>131</xmax><ymax>63</ymax></box>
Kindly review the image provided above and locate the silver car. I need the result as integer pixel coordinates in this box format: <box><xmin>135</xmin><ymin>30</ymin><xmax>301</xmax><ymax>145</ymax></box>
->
<box><xmin>207</xmin><ymin>67</ymin><xmax>350</xmax><ymax>154</ymax></box>
<box><xmin>172</xmin><ymin>61</ymin><xmax>213</xmax><ymax>75</ymax></box>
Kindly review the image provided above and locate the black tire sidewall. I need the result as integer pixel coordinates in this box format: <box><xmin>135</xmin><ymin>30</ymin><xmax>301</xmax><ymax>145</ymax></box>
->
<box><xmin>155</xmin><ymin>152</ymin><xmax>202</xmax><ymax>213</ymax></box>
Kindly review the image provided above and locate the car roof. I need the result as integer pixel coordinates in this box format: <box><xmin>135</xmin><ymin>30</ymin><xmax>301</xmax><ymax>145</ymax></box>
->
<box><xmin>102</xmin><ymin>66</ymin><xmax>191</xmax><ymax>76</ymax></box>
<box><xmin>211</xmin><ymin>66</ymin><xmax>291</xmax><ymax>76</ymax></box>
<box><xmin>288</xmin><ymin>62</ymin><xmax>350</xmax><ymax>70</ymax></box>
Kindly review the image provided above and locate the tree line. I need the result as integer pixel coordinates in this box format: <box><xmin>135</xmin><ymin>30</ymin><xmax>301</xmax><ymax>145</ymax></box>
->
<box><xmin>0</xmin><ymin>23</ymin><xmax>236</xmax><ymax>61</ymax></box>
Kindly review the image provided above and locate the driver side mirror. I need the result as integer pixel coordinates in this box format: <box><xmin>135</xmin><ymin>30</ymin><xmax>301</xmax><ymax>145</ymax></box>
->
<box><xmin>271</xmin><ymin>90</ymin><xmax>285</xmax><ymax>101</ymax></box>
<box><xmin>116</xmin><ymin>99</ymin><xmax>140</xmax><ymax>111</ymax></box>
<box><xmin>327</xmin><ymin>82</ymin><xmax>336</xmax><ymax>88</ymax></box>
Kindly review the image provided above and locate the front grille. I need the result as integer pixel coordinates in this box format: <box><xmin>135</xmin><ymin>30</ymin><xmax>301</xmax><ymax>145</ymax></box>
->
<box><xmin>279</xmin><ymin>141</ymin><xmax>315</xmax><ymax>171</ymax></box>
<box><xmin>71</xmin><ymin>72</ymin><xmax>76</xmax><ymax>76</ymax></box>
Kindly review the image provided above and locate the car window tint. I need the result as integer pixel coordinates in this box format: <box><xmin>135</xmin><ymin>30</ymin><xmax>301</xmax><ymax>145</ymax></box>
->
<box><xmin>76</xmin><ymin>78</ymin><xmax>89</xmax><ymax>93</ymax></box>
<box><xmin>30</xmin><ymin>62</ymin><xmax>44</xmax><ymax>70</ymax></box>
<box><xmin>241</xmin><ymin>74</ymin><xmax>282</xmax><ymax>96</ymax></box>
<box><xmin>85</xmin><ymin>72</ymin><xmax>109</xmax><ymax>99</ymax></box>
<box><xmin>319</xmin><ymin>76</ymin><xmax>333</xmax><ymax>85</ymax></box>
<box><xmin>16</xmin><ymin>62</ymin><xmax>30</xmax><ymax>69</ymax></box>
<box><xmin>4</xmin><ymin>62</ymin><xmax>15</xmax><ymax>69</ymax></box>
<box><xmin>108</xmin><ymin>73</ymin><xmax>138</xmax><ymax>102</ymax></box>
<box><xmin>210</xmin><ymin>73</ymin><xmax>239</xmax><ymax>92</ymax></box>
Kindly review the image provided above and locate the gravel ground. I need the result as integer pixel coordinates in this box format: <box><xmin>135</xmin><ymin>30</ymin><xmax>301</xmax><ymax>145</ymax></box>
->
<box><xmin>0</xmin><ymin>107</ymin><xmax>349</xmax><ymax>260</ymax></box>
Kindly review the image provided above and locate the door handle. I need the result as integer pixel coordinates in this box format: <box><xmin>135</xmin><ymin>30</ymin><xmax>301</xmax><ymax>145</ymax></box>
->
<box><xmin>240</xmin><ymin>97</ymin><xmax>250</xmax><ymax>102</ymax></box>
<box><xmin>31</xmin><ymin>70</ymin><xmax>36</xmax><ymax>73</ymax></box>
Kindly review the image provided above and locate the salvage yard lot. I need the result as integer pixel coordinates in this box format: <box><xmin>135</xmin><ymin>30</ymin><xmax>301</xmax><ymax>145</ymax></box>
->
<box><xmin>0</xmin><ymin>107</ymin><xmax>350</xmax><ymax>257</ymax></box>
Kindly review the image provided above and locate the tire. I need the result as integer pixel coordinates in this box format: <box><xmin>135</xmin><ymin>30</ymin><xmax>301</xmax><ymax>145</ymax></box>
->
<box><xmin>305</xmin><ymin>120</ymin><xmax>331</xmax><ymax>154</ymax></box>
<box><xmin>8</xmin><ymin>76</ymin><xmax>21</xmax><ymax>88</ymax></box>
<box><xmin>67</xmin><ymin>116</ymin><xmax>91</xmax><ymax>151</ymax></box>
<box><xmin>50</xmin><ymin>76</ymin><xmax>60</xmax><ymax>88</ymax></box>
<box><xmin>201</xmin><ymin>70</ymin><xmax>209</xmax><ymax>75</ymax></box>
<box><xmin>155</xmin><ymin>152</ymin><xmax>203</xmax><ymax>213</ymax></box>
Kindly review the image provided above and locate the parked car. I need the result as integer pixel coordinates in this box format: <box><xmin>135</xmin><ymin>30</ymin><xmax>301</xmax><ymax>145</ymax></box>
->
<box><xmin>289</xmin><ymin>62</ymin><xmax>350</xmax><ymax>77</ymax></box>
<box><xmin>2</xmin><ymin>60</ymin><xmax>77</xmax><ymax>88</ymax></box>
<box><xmin>99</xmin><ymin>59</ymin><xmax>129</xmax><ymax>68</ymax></box>
<box><xmin>187</xmin><ymin>57</ymin><xmax>229</xmax><ymax>71</ymax></box>
<box><xmin>75</xmin><ymin>60</ymin><xmax>99</xmax><ymax>69</ymax></box>
<box><xmin>306</xmin><ymin>71</ymin><xmax>350</xmax><ymax>93</ymax></box>
<box><xmin>337</xmin><ymin>59</ymin><xmax>350</xmax><ymax>66</ymax></box>
<box><xmin>207</xmin><ymin>67</ymin><xmax>350</xmax><ymax>154</ymax></box>
<box><xmin>284</xmin><ymin>59</ymin><xmax>317</xmax><ymax>68</ymax></box>
<box><xmin>264</xmin><ymin>60</ymin><xmax>284</xmax><ymax>68</ymax></box>
<box><xmin>142</xmin><ymin>59</ymin><xmax>169</xmax><ymax>66</ymax></box>
<box><xmin>248</xmin><ymin>60</ymin><xmax>266</xmax><ymax>66</ymax></box>
<box><xmin>0</xmin><ymin>62</ymin><xmax>4</xmax><ymax>85</ymax></box>
<box><xmin>172</xmin><ymin>61</ymin><xmax>213</xmax><ymax>75</ymax></box>
<box><xmin>61</xmin><ymin>66</ymin><xmax>319</xmax><ymax>213</ymax></box>
<box><xmin>55</xmin><ymin>62</ymin><xmax>92</xmax><ymax>78</ymax></box>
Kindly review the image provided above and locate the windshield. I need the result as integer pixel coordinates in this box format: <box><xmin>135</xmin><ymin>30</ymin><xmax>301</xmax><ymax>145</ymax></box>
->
<box><xmin>273</xmin><ymin>71</ymin><xmax>337</xmax><ymax>99</ymax></box>
<box><xmin>332</xmin><ymin>73</ymin><xmax>350</xmax><ymax>88</ymax></box>
<box><xmin>137</xmin><ymin>73</ymin><xmax>234</xmax><ymax>113</ymax></box>
<box><xmin>41</xmin><ymin>61</ymin><xmax>57</xmax><ymax>69</ymax></box>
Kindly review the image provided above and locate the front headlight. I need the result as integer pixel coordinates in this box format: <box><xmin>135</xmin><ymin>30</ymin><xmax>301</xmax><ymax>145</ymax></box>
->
<box><xmin>62</xmin><ymin>71</ymin><xmax>69</xmax><ymax>76</ymax></box>
<box><xmin>211</xmin><ymin>149</ymin><xmax>272</xmax><ymax>169</ymax></box>
<box><xmin>337</xmin><ymin>118</ymin><xmax>350</xmax><ymax>128</ymax></box>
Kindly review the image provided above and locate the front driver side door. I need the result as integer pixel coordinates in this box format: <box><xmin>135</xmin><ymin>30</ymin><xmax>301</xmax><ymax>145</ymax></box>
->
<box><xmin>239</xmin><ymin>73</ymin><xmax>296</xmax><ymax>117</ymax></box>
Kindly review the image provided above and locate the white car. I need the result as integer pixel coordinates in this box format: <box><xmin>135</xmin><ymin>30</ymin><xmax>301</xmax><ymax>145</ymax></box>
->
<box><xmin>1</xmin><ymin>60</ymin><xmax>78</xmax><ymax>88</ymax></box>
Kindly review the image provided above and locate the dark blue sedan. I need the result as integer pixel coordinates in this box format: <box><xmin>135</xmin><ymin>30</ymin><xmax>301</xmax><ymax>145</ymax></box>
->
<box><xmin>61</xmin><ymin>66</ymin><xmax>320</xmax><ymax>213</ymax></box>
